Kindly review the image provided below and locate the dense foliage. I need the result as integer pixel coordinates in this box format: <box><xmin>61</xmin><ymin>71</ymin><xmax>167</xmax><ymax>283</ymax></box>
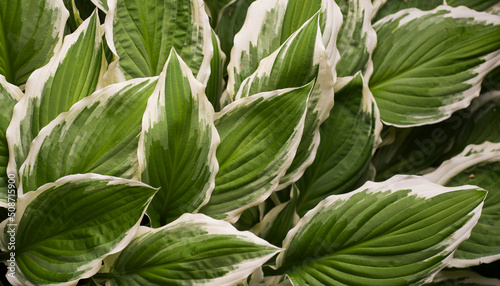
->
<box><xmin>0</xmin><ymin>0</ymin><xmax>499</xmax><ymax>285</ymax></box>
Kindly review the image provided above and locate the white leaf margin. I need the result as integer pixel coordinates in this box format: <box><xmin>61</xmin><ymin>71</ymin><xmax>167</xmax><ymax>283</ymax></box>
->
<box><xmin>102</xmin><ymin>213</ymin><xmax>281</xmax><ymax>286</ymax></box>
<box><xmin>103</xmin><ymin>0</ymin><xmax>213</xmax><ymax>85</ymax></box>
<box><xmin>277</xmin><ymin>175</ymin><xmax>486</xmax><ymax>284</ymax></box>
<box><xmin>214</xmin><ymin>84</ymin><xmax>312</xmax><ymax>222</ymax></box>
<box><xmin>424</xmin><ymin>141</ymin><xmax>500</xmax><ymax>267</ymax></box>
<box><xmin>0</xmin><ymin>173</ymin><xmax>157</xmax><ymax>286</ymax></box>
<box><xmin>372</xmin><ymin>5</ymin><xmax>500</xmax><ymax>127</ymax></box>
<box><xmin>135</xmin><ymin>48</ymin><xmax>220</xmax><ymax>213</ymax></box>
<box><xmin>18</xmin><ymin>77</ymin><xmax>157</xmax><ymax>195</ymax></box>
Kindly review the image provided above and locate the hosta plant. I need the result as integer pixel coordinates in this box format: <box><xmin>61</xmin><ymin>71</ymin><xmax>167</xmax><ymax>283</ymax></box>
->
<box><xmin>0</xmin><ymin>0</ymin><xmax>500</xmax><ymax>285</ymax></box>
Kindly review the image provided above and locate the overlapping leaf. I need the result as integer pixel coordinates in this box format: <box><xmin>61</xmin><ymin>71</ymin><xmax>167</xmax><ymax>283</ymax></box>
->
<box><xmin>336</xmin><ymin>0</ymin><xmax>377</xmax><ymax>78</ymax></box>
<box><xmin>7</xmin><ymin>12</ymin><xmax>104</xmax><ymax>180</ymax></box>
<box><xmin>204</xmin><ymin>0</ymin><xmax>236</xmax><ymax>27</ymax></box>
<box><xmin>275</xmin><ymin>176</ymin><xmax>486</xmax><ymax>285</ymax></box>
<box><xmin>0</xmin><ymin>76</ymin><xmax>22</xmax><ymax>207</ymax></box>
<box><xmin>0</xmin><ymin>174</ymin><xmax>157</xmax><ymax>286</ymax></box>
<box><xmin>448</xmin><ymin>0</ymin><xmax>500</xmax><ymax>12</ymax></box>
<box><xmin>235</xmin><ymin>13</ymin><xmax>335</xmax><ymax>189</ymax></box>
<box><xmin>105</xmin><ymin>0</ymin><xmax>213</xmax><ymax>84</ymax></box>
<box><xmin>19</xmin><ymin>77</ymin><xmax>157</xmax><ymax>194</ymax></box>
<box><xmin>225</xmin><ymin>0</ymin><xmax>342</xmax><ymax>101</ymax></box>
<box><xmin>370</xmin><ymin>6</ymin><xmax>500</xmax><ymax>126</ymax></box>
<box><xmin>425</xmin><ymin>142</ymin><xmax>500</xmax><ymax>267</ymax></box>
<box><xmin>0</xmin><ymin>0</ymin><xmax>68</xmax><ymax>86</ymax></box>
<box><xmin>200</xmin><ymin>83</ymin><xmax>313</xmax><ymax>222</ymax></box>
<box><xmin>371</xmin><ymin>0</ymin><xmax>441</xmax><ymax>22</ymax></box>
<box><xmin>295</xmin><ymin>73</ymin><xmax>381</xmax><ymax>216</ymax></box>
<box><xmin>100</xmin><ymin>214</ymin><xmax>279</xmax><ymax>286</ymax></box>
<box><xmin>205</xmin><ymin>30</ymin><xmax>226</xmax><ymax>111</ymax></box>
<box><xmin>137</xmin><ymin>49</ymin><xmax>219</xmax><ymax>227</ymax></box>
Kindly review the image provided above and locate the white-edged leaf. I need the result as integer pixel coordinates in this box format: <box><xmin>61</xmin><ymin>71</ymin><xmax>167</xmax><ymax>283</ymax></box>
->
<box><xmin>295</xmin><ymin>72</ymin><xmax>382</xmax><ymax>215</ymax></box>
<box><xmin>370</xmin><ymin>5</ymin><xmax>500</xmax><ymax>127</ymax></box>
<box><xmin>371</xmin><ymin>0</ymin><xmax>442</xmax><ymax>23</ymax></box>
<box><xmin>200</xmin><ymin>83</ymin><xmax>313</xmax><ymax>222</ymax></box>
<box><xmin>91</xmin><ymin>0</ymin><xmax>109</xmax><ymax>12</ymax></box>
<box><xmin>225</xmin><ymin>0</ymin><xmax>342</xmax><ymax>101</ymax></box>
<box><xmin>19</xmin><ymin>77</ymin><xmax>157</xmax><ymax>194</ymax></box>
<box><xmin>235</xmin><ymin>13</ymin><xmax>335</xmax><ymax>190</ymax></box>
<box><xmin>448</xmin><ymin>0</ymin><xmax>500</xmax><ymax>12</ymax></box>
<box><xmin>275</xmin><ymin>175</ymin><xmax>486</xmax><ymax>285</ymax></box>
<box><xmin>6</xmin><ymin>11</ymin><xmax>104</xmax><ymax>181</ymax></box>
<box><xmin>425</xmin><ymin>142</ymin><xmax>500</xmax><ymax>267</ymax></box>
<box><xmin>137</xmin><ymin>49</ymin><xmax>219</xmax><ymax>227</ymax></box>
<box><xmin>104</xmin><ymin>0</ymin><xmax>213</xmax><ymax>84</ymax></box>
<box><xmin>206</xmin><ymin>29</ymin><xmax>226</xmax><ymax>111</ymax></box>
<box><xmin>99</xmin><ymin>213</ymin><xmax>280</xmax><ymax>286</ymax></box>
<box><xmin>0</xmin><ymin>76</ymin><xmax>22</xmax><ymax>207</ymax></box>
<box><xmin>0</xmin><ymin>0</ymin><xmax>68</xmax><ymax>86</ymax></box>
<box><xmin>0</xmin><ymin>174</ymin><xmax>157</xmax><ymax>286</ymax></box>
<box><xmin>336</xmin><ymin>0</ymin><xmax>377</xmax><ymax>79</ymax></box>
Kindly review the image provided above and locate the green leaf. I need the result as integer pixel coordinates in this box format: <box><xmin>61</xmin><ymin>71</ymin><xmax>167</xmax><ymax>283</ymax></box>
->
<box><xmin>137</xmin><ymin>49</ymin><xmax>219</xmax><ymax>227</ymax></box>
<box><xmin>204</xmin><ymin>0</ymin><xmax>236</xmax><ymax>27</ymax></box>
<box><xmin>105</xmin><ymin>0</ymin><xmax>213</xmax><ymax>84</ymax></box>
<box><xmin>0</xmin><ymin>0</ymin><xmax>68</xmax><ymax>86</ymax></box>
<box><xmin>100</xmin><ymin>214</ymin><xmax>280</xmax><ymax>286</ymax></box>
<box><xmin>336</xmin><ymin>0</ymin><xmax>377</xmax><ymax>78</ymax></box>
<box><xmin>0</xmin><ymin>76</ymin><xmax>22</xmax><ymax>207</ymax></box>
<box><xmin>19</xmin><ymin>77</ymin><xmax>157</xmax><ymax>194</ymax></box>
<box><xmin>0</xmin><ymin>174</ymin><xmax>157</xmax><ymax>285</ymax></box>
<box><xmin>7</xmin><ymin>11</ymin><xmax>104</xmax><ymax>181</ymax></box>
<box><xmin>448</xmin><ymin>0</ymin><xmax>500</xmax><ymax>12</ymax></box>
<box><xmin>275</xmin><ymin>175</ymin><xmax>486</xmax><ymax>285</ymax></box>
<box><xmin>370</xmin><ymin>6</ymin><xmax>500</xmax><ymax>126</ymax></box>
<box><xmin>225</xmin><ymin>0</ymin><xmax>342</xmax><ymax>101</ymax></box>
<box><xmin>235</xmin><ymin>14</ymin><xmax>335</xmax><ymax>190</ymax></box>
<box><xmin>429</xmin><ymin>270</ymin><xmax>500</xmax><ymax>286</ymax></box>
<box><xmin>372</xmin><ymin>0</ymin><xmax>442</xmax><ymax>23</ymax></box>
<box><xmin>296</xmin><ymin>72</ymin><xmax>381</xmax><ymax>216</ymax></box>
<box><xmin>215</xmin><ymin>0</ymin><xmax>254</xmax><ymax>66</ymax></box>
<box><xmin>200</xmin><ymin>83</ymin><xmax>313</xmax><ymax>222</ymax></box>
<box><xmin>92</xmin><ymin>0</ymin><xmax>109</xmax><ymax>13</ymax></box>
<box><xmin>205</xmin><ymin>30</ymin><xmax>226</xmax><ymax>111</ymax></box>
<box><xmin>425</xmin><ymin>142</ymin><xmax>500</xmax><ymax>267</ymax></box>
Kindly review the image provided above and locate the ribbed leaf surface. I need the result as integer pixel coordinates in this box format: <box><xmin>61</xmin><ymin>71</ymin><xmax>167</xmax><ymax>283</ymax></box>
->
<box><xmin>0</xmin><ymin>174</ymin><xmax>157</xmax><ymax>286</ymax></box>
<box><xmin>138</xmin><ymin>49</ymin><xmax>219</xmax><ymax>226</ymax></box>
<box><xmin>20</xmin><ymin>78</ymin><xmax>157</xmax><ymax>194</ymax></box>
<box><xmin>101</xmin><ymin>214</ymin><xmax>279</xmax><ymax>286</ymax></box>
<box><xmin>276</xmin><ymin>176</ymin><xmax>486</xmax><ymax>285</ymax></box>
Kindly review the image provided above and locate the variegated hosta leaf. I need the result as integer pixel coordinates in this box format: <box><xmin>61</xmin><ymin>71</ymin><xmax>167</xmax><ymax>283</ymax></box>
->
<box><xmin>275</xmin><ymin>175</ymin><xmax>486</xmax><ymax>285</ymax></box>
<box><xmin>429</xmin><ymin>270</ymin><xmax>500</xmax><ymax>286</ymax></box>
<box><xmin>336</xmin><ymin>0</ymin><xmax>377</xmax><ymax>78</ymax></box>
<box><xmin>371</xmin><ymin>0</ymin><xmax>441</xmax><ymax>23</ymax></box>
<box><xmin>19</xmin><ymin>77</ymin><xmax>157</xmax><ymax>194</ymax></box>
<box><xmin>0</xmin><ymin>76</ymin><xmax>22</xmax><ymax>207</ymax></box>
<box><xmin>206</xmin><ymin>30</ymin><xmax>226</xmax><ymax>111</ymax></box>
<box><xmin>448</xmin><ymin>0</ymin><xmax>500</xmax><ymax>12</ymax></box>
<box><xmin>236</xmin><ymin>14</ymin><xmax>335</xmax><ymax>189</ymax></box>
<box><xmin>372</xmin><ymin>91</ymin><xmax>500</xmax><ymax>181</ymax></box>
<box><xmin>99</xmin><ymin>214</ymin><xmax>280</xmax><ymax>286</ymax></box>
<box><xmin>295</xmin><ymin>72</ymin><xmax>381</xmax><ymax>216</ymax></box>
<box><xmin>0</xmin><ymin>174</ymin><xmax>157</xmax><ymax>286</ymax></box>
<box><xmin>137</xmin><ymin>49</ymin><xmax>219</xmax><ymax>227</ymax></box>
<box><xmin>0</xmin><ymin>0</ymin><xmax>68</xmax><ymax>86</ymax></box>
<box><xmin>104</xmin><ymin>0</ymin><xmax>213</xmax><ymax>84</ymax></box>
<box><xmin>200</xmin><ymin>83</ymin><xmax>313</xmax><ymax>222</ymax></box>
<box><xmin>225</xmin><ymin>0</ymin><xmax>342</xmax><ymax>101</ymax></box>
<box><xmin>7</xmin><ymin>12</ymin><xmax>104</xmax><ymax>181</ymax></box>
<box><xmin>370</xmin><ymin>6</ymin><xmax>500</xmax><ymax>127</ymax></box>
<box><xmin>425</xmin><ymin>142</ymin><xmax>500</xmax><ymax>267</ymax></box>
